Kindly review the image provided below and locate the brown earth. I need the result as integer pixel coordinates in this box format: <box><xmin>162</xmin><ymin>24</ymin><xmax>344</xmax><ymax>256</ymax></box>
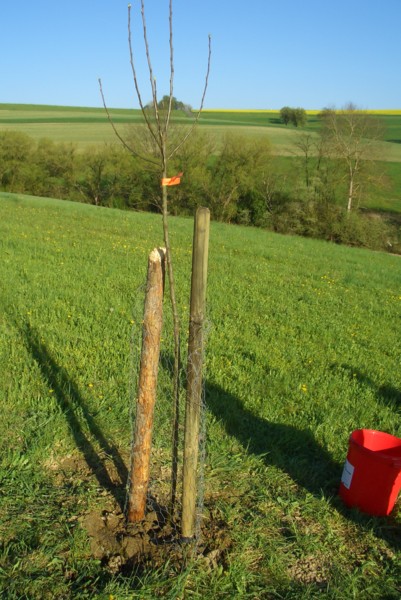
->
<box><xmin>45</xmin><ymin>451</ymin><xmax>232</xmax><ymax>575</ymax></box>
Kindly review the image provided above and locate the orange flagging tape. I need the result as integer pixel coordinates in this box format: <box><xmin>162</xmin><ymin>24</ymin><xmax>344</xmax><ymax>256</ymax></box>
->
<box><xmin>161</xmin><ymin>172</ymin><xmax>183</xmax><ymax>186</ymax></box>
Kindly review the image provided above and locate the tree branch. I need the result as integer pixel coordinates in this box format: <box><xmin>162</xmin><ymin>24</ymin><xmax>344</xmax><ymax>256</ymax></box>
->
<box><xmin>139</xmin><ymin>0</ymin><xmax>163</xmax><ymax>149</ymax></box>
<box><xmin>168</xmin><ymin>34</ymin><xmax>212</xmax><ymax>160</ymax></box>
<box><xmin>164</xmin><ymin>0</ymin><xmax>175</xmax><ymax>135</ymax></box>
<box><xmin>98</xmin><ymin>78</ymin><xmax>159</xmax><ymax>166</ymax></box>
<box><xmin>128</xmin><ymin>3</ymin><xmax>162</xmax><ymax>152</ymax></box>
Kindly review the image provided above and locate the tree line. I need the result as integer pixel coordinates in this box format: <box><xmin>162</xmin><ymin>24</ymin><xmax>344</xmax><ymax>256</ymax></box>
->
<box><xmin>0</xmin><ymin>106</ymin><xmax>398</xmax><ymax>252</ymax></box>
<box><xmin>0</xmin><ymin>128</ymin><xmax>277</xmax><ymax>220</ymax></box>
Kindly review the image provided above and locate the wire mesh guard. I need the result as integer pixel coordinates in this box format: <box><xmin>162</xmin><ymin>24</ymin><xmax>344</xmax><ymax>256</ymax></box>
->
<box><xmin>125</xmin><ymin>279</ymin><xmax>210</xmax><ymax>551</ymax></box>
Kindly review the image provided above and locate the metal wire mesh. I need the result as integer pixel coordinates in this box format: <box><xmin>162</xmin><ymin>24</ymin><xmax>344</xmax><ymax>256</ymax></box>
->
<box><xmin>125</xmin><ymin>276</ymin><xmax>209</xmax><ymax>550</ymax></box>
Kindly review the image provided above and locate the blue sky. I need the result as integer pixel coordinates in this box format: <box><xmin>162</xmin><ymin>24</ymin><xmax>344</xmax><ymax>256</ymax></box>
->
<box><xmin>1</xmin><ymin>0</ymin><xmax>400</xmax><ymax>110</ymax></box>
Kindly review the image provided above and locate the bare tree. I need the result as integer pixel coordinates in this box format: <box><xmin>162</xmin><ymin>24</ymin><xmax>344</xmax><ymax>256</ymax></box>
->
<box><xmin>319</xmin><ymin>104</ymin><xmax>383</xmax><ymax>211</ymax></box>
<box><xmin>294</xmin><ymin>133</ymin><xmax>315</xmax><ymax>189</ymax></box>
<box><xmin>99</xmin><ymin>0</ymin><xmax>211</xmax><ymax>515</ymax></box>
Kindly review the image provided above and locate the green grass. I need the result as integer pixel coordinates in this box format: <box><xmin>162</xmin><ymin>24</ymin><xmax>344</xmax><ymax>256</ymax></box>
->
<box><xmin>270</xmin><ymin>155</ymin><xmax>401</xmax><ymax>214</ymax></box>
<box><xmin>0</xmin><ymin>104</ymin><xmax>300</xmax><ymax>153</ymax></box>
<box><xmin>1</xmin><ymin>192</ymin><xmax>401</xmax><ymax>598</ymax></box>
<box><xmin>366</xmin><ymin>161</ymin><xmax>401</xmax><ymax>213</ymax></box>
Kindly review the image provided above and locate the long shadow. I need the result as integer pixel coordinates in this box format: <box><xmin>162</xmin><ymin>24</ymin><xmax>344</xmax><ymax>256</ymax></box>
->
<box><xmin>339</xmin><ymin>364</ymin><xmax>401</xmax><ymax>410</ymax></box>
<box><xmin>206</xmin><ymin>381</ymin><xmax>401</xmax><ymax>550</ymax></box>
<box><xmin>22</xmin><ymin>322</ymin><xmax>128</xmax><ymax>510</ymax></box>
<box><xmin>206</xmin><ymin>383</ymin><xmax>341</xmax><ymax>497</ymax></box>
<box><xmin>377</xmin><ymin>383</ymin><xmax>401</xmax><ymax>408</ymax></box>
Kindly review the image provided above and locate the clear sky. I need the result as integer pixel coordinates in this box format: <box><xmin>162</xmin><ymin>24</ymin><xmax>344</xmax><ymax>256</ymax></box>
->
<box><xmin>1</xmin><ymin>0</ymin><xmax>400</xmax><ymax>110</ymax></box>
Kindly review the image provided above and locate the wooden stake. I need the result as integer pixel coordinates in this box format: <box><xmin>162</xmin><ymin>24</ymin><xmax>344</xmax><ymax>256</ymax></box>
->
<box><xmin>127</xmin><ymin>247</ymin><xmax>166</xmax><ymax>523</ymax></box>
<box><xmin>181</xmin><ymin>208</ymin><xmax>210</xmax><ymax>540</ymax></box>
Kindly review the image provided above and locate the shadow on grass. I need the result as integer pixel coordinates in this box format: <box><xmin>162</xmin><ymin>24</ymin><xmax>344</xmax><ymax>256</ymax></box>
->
<box><xmin>377</xmin><ymin>383</ymin><xmax>401</xmax><ymax>409</ymax></box>
<box><xmin>343</xmin><ymin>365</ymin><xmax>401</xmax><ymax>410</ymax></box>
<box><xmin>330</xmin><ymin>363</ymin><xmax>401</xmax><ymax>409</ymax></box>
<box><xmin>206</xmin><ymin>383</ymin><xmax>341</xmax><ymax>497</ymax></box>
<box><xmin>206</xmin><ymin>381</ymin><xmax>401</xmax><ymax>550</ymax></box>
<box><xmin>22</xmin><ymin>322</ymin><xmax>128</xmax><ymax>510</ymax></box>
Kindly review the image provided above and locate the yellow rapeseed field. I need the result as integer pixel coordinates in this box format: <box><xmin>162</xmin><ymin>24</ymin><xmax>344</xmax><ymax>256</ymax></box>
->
<box><xmin>201</xmin><ymin>108</ymin><xmax>401</xmax><ymax>115</ymax></box>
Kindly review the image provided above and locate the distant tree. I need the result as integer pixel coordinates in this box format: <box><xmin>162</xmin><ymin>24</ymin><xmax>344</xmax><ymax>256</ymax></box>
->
<box><xmin>34</xmin><ymin>138</ymin><xmax>76</xmax><ymax>197</ymax></box>
<box><xmin>319</xmin><ymin>107</ymin><xmax>335</xmax><ymax>119</ymax></box>
<box><xmin>0</xmin><ymin>131</ymin><xmax>34</xmax><ymax>191</ymax></box>
<box><xmin>156</xmin><ymin>94</ymin><xmax>192</xmax><ymax>113</ymax></box>
<box><xmin>294</xmin><ymin>133</ymin><xmax>315</xmax><ymax>189</ymax></box>
<box><xmin>75</xmin><ymin>145</ymin><xmax>118</xmax><ymax>206</ymax></box>
<box><xmin>318</xmin><ymin>103</ymin><xmax>384</xmax><ymax>211</ymax></box>
<box><xmin>280</xmin><ymin>106</ymin><xmax>307</xmax><ymax>127</ymax></box>
<box><xmin>280</xmin><ymin>106</ymin><xmax>292</xmax><ymax>125</ymax></box>
<box><xmin>208</xmin><ymin>132</ymin><xmax>272</xmax><ymax>223</ymax></box>
<box><xmin>291</xmin><ymin>107</ymin><xmax>307</xmax><ymax>127</ymax></box>
<box><xmin>166</xmin><ymin>130</ymin><xmax>214</xmax><ymax>215</ymax></box>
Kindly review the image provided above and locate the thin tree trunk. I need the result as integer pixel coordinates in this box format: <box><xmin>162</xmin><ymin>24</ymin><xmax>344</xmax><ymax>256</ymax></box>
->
<box><xmin>160</xmin><ymin>164</ymin><xmax>181</xmax><ymax>513</ymax></box>
<box><xmin>347</xmin><ymin>173</ymin><xmax>354</xmax><ymax>211</ymax></box>
<box><xmin>99</xmin><ymin>0</ymin><xmax>212</xmax><ymax>529</ymax></box>
<box><xmin>127</xmin><ymin>247</ymin><xmax>165</xmax><ymax>523</ymax></box>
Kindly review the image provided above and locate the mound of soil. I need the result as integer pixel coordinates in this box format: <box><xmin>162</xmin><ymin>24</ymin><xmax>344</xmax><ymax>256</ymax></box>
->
<box><xmin>80</xmin><ymin>498</ymin><xmax>231</xmax><ymax>574</ymax></box>
<box><xmin>46</xmin><ymin>451</ymin><xmax>232</xmax><ymax>575</ymax></box>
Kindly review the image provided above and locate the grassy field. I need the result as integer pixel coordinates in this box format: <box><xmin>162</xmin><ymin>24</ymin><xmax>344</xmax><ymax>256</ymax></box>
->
<box><xmin>1</xmin><ymin>104</ymin><xmax>401</xmax><ymax>162</ymax></box>
<box><xmin>1</xmin><ymin>192</ymin><xmax>401</xmax><ymax>598</ymax></box>
<box><xmin>270</xmin><ymin>155</ymin><xmax>401</xmax><ymax>214</ymax></box>
<box><xmin>0</xmin><ymin>104</ymin><xmax>302</xmax><ymax>154</ymax></box>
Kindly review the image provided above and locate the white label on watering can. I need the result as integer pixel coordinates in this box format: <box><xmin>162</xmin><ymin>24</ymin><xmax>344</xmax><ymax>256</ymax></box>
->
<box><xmin>341</xmin><ymin>459</ymin><xmax>355</xmax><ymax>490</ymax></box>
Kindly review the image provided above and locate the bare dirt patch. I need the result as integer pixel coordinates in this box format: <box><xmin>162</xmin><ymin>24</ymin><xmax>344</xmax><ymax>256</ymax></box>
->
<box><xmin>45</xmin><ymin>450</ymin><xmax>232</xmax><ymax>575</ymax></box>
<box><xmin>288</xmin><ymin>554</ymin><xmax>329</xmax><ymax>587</ymax></box>
<box><xmin>80</xmin><ymin>496</ymin><xmax>232</xmax><ymax>575</ymax></box>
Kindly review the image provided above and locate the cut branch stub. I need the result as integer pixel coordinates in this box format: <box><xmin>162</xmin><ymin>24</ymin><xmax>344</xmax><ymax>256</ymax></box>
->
<box><xmin>127</xmin><ymin>247</ymin><xmax>166</xmax><ymax>523</ymax></box>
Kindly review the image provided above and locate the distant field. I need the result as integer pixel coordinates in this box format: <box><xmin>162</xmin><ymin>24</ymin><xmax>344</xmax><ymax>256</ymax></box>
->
<box><xmin>1</xmin><ymin>103</ymin><xmax>401</xmax><ymax>212</ymax></box>
<box><xmin>0</xmin><ymin>104</ymin><xmax>142</xmax><ymax>148</ymax></box>
<box><xmin>1</xmin><ymin>103</ymin><xmax>401</xmax><ymax>161</ymax></box>
<box><xmin>0</xmin><ymin>104</ymin><xmax>301</xmax><ymax>153</ymax></box>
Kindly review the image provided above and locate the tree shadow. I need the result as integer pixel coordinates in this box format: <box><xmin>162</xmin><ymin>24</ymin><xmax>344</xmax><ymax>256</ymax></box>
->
<box><xmin>335</xmin><ymin>364</ymin><xmax>401</xmax><ymax>410</ymax></box>
<box><xmin>206</xmin><ymin>381</ymin><xmax>401</xmax><ymax>550</ymax></box>
<box><xmin>21</xmin><ymin>322</ymin><xmax>128</xmax><ymax>510</ymax></box>
<box><xmin>377</xmin><ymin>383</ymin><xmax>401</xmax><ymax>408</ymax></box>
<box><xmin>206</xmin><ymin>382</ymin><xmax>341</xmax><ymax>497</ymax></box>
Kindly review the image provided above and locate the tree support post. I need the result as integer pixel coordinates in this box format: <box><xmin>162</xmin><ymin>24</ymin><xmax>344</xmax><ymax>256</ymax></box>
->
<box><xmin>127</xmin><ymin>247</ymin><xmax>166</xmax><ymax>523</ymax></box>
<box><xmin>181</xmin><ymin>207</ymin><xmax>210</xmax><ymax>541</ymax></box>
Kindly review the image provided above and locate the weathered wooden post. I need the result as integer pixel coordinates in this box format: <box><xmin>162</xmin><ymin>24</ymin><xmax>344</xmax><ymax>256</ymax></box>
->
<box><xmin>127</xmin><ymin>247</ymin><xmax>166</xmax><ymax>523</ymax></box>
<box><xmin>181</xmin><ymin>207</ymin><xmax>210</xmax><ymax>541</ymax></box>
